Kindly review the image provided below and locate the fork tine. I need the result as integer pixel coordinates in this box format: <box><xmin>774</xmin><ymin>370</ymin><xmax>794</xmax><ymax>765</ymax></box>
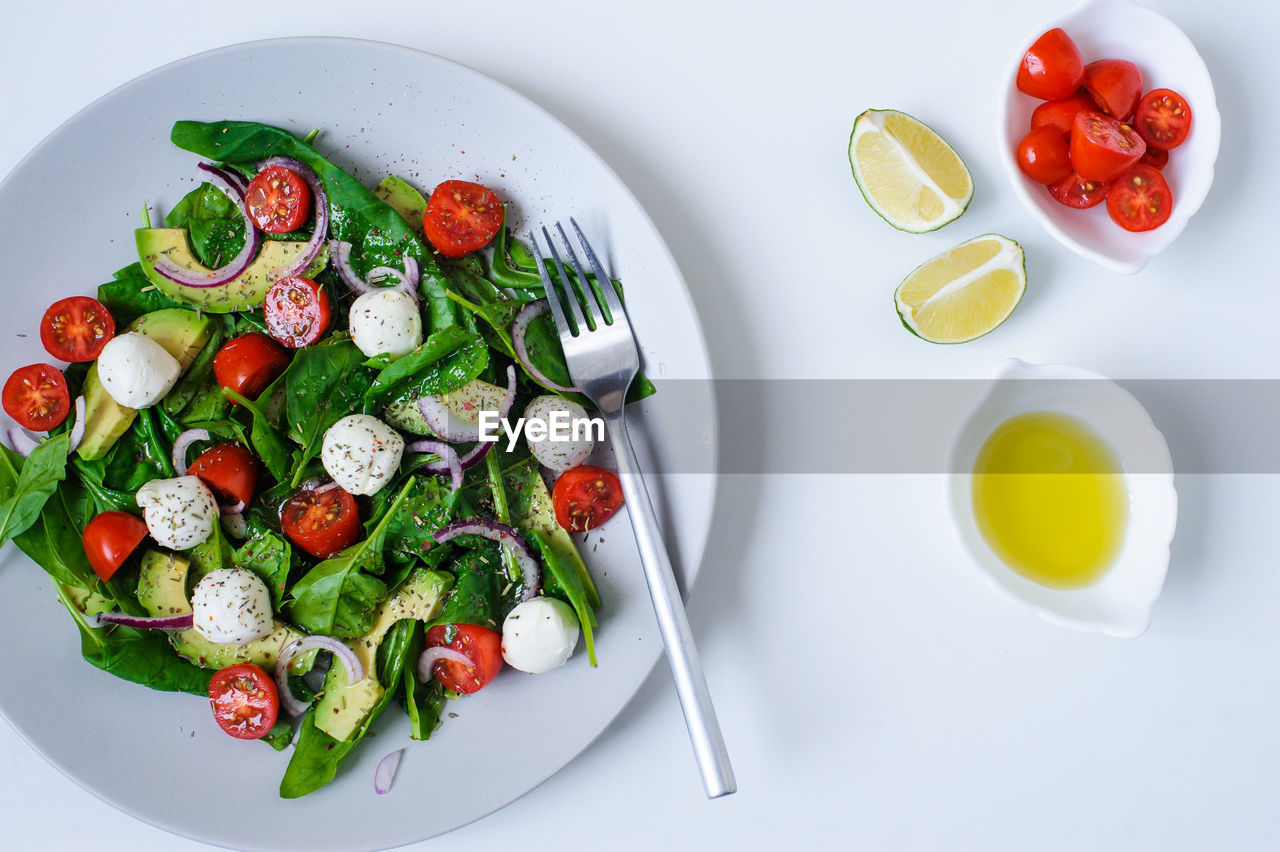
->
<box><xmin>541</xmin><ymin>225</ymin><xmax>590</xmax><ymax>333</ymax></box>
<box><xmin>555</xmin><ymin>222</ymin><xmax>610</xmax><ymax>326</ymax></box>
<box><xmin>527</xmin><ymin>230</ymin><xmax>574</xmax><ymax>339</ymax></box>
<box><xmin>570</xmin><ymin>217</ymin><xmax>626</xmax><ymax>321</ymax></box>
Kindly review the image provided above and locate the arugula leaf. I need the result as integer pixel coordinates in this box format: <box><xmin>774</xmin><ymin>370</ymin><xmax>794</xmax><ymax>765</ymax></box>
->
<box><xmin>0</xmin><ymin>435</ymin><xmax>70</xmax><ymax>547</ymax></box>
<box><xmin>362</xmin><ymin>326</ymin><xmax>487</xmax><ymax>413</ymax></box>
<box><xmin>281</xmin><ymin>338</ymin><xmax>374</xmax><ymax>485</ymax></box>
<box><xmin>233</xmin><ymin>530</ymin><xmax>292</xmax><ymax>609</ymax></box>
<box><xmin>286</xmin><ymin>479</ymin><xmax>415</xmax><ymax>637</ymax></box>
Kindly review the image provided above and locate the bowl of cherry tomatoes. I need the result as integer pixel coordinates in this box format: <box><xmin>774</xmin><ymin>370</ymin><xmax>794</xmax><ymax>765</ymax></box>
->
<box><xmin>999</xmin><ymin>0</ymin><xmax>1220</xmax><ymax>274</ymax></box>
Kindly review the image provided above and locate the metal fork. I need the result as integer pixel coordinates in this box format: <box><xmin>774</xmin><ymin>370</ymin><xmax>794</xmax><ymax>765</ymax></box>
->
<box><xmin>529</xmin><ymin>220</ymin><xmax>736</xmax><ymax>799</ymax></box>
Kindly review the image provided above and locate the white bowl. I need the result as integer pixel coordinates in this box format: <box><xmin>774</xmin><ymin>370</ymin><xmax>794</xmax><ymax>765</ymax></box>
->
<box><xmin>997</xmin><ymin>0</ymin><xmax>1220</xmax><ymax>274</ymax></box>
<box><xmin>948</xmin><ymin>359</ymin><xmax>1178</xmax><ymax>637</ymax></box>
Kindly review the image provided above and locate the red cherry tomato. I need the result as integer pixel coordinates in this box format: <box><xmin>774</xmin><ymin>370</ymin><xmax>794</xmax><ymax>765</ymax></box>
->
<box><xmin>1106</xmin><ymin>164</ymin><xmax>1173</xmax><ymax>232</ymax></box>
<box><xmin>422</xmin><ymin>180</ymin><xmax>503</xmax><ymax>258</ymax></box>
<box><xmin>425</xmin><ymin>624</ymin><xmax>504</xmax><ymax>694</ymax></box>
<box><xmin>1133</xmin><ymin>88</ymin><xmax>1192</xmax><ymax>151</ymax></box>
<box><xmin>552</xmin><ymin>465</ymin><xmax>625</xmax><ymax>533</ymax></box>
<box><xmin>213</xmin><ymin>334</ymin><xmax>290</xmax><ymax>404</ymax></box>
<box><xmin>3</xmin><ymin>363</ymin><xmax>70</xmax><ymax>431</ymax></box>
<box><xmin>1016</xmin><ymin>28</ymin><xmax>1085</xmax><ymax>101</ymax></box>
<box><xmin>188</xmin><ymin>443</ymin><xmax>259</xmax><ymax>508</ymax></box>
<box><xmin>1030</xmin><ymin>90</ymin><xmax>1098</xmax><ymax>136</ymax></box>
<box><xmin>1070</xmin><ymin>111</ymin><xmax>1146</xmax><ymax>182</ymax></box>
<box><xmin>245</xmin><ymin>166</ymin><xmax>311</xmax><ymax>234</ymax></box>
<box><xmin>263</xmin><ymin>277</ymin><xmax>331</xmax><ymax>349</ymax></box>
<box><xmin>1047</xmin><ymin>173</ymin><xmax>1110</xmax><ymax>209</ymax></box>
<box><xmin>280</xmin><ymin>483</ymin><xmax>360</xmax><ymax>558</ymax></box>
<box><xmin>208</xmin><ymin>663</ymin><xmax>279</xmax><ymax>740</ymax></box>
<box><xmin>40</xmin><ymin>297</ymin><xmax>115</xmax><ymax>363</ymax></box>
<box><xmin>1083</xmin><ymin>59</ymin><xmax>1144</xmax><ymax>121</ymax></box>
<box><xmin>82</xmin><ymin>511</ymin><xmax>149</xmax><ymax>582</ymax></box>
<box><xmin>1016</xmin><ymin>127</ymin><xmax>1074</xmax><ymax>185</ymax></box>
<box><xmin>1140</xmin><ymin>147</ymin><xmax>1169</xmax><ymax>170</ymax></box>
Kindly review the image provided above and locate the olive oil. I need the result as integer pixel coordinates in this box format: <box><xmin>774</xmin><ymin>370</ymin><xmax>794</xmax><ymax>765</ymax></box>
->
<box><xmin>972</xmin><ymin>411</ymin><xmax>1128</xmax><ymax>589</ymax></box>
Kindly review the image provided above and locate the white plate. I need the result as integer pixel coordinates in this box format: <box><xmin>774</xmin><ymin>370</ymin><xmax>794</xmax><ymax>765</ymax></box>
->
<box><xmin>997</xmin><ymin>0</ymin><xmax>1220</xmax><ymax>274</ymax></box>
<box><xmin>0</xmin><ymin>38</ymin><xmax>717</xmax><ymax>851</ymax></box>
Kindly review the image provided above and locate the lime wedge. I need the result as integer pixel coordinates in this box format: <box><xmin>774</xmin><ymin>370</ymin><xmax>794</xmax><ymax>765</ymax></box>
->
<box><xmin>895</xmin><ymin>234</ymin><xmax>1025</xmax><ymax>344</ymax></box>
<box><xmin>849</xmin><ymin>109</ymin><xmax>973</xmax><ymax>233</ymax></box>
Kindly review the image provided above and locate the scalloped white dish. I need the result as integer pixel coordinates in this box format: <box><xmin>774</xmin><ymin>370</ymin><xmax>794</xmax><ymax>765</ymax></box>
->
<box><xmin>948</xmin><ymin>359</ymin><xmax>1177</xmax><ymax>637</ymax></box>
<box><xmin>0</xmin><ymin>37</ymin><xmax>718</xmax><ymax>852</ymax></box>
<box><xmin>998</xmin><ymin>0</ymin><xmax>1220</xmax><ymax>274</ymax></box>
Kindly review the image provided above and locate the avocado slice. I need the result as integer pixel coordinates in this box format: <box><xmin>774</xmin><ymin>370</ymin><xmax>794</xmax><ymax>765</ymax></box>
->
<box><xmin>373</xmin><ymin>175</ymin><xmax>427</xmax><ymax>227</ymax></box>
<box><xmin>314</xmin><ymin>569</ymin><xmax>451</xmax><ymax>741</ymax></box>
<box><xmin>382</xmin><ymin>377</ymin><xmax>509</xmax><ymax>437</ymax></box>
<box><xmin>135</xmin><ymin>228</ymin><xmax>324</xmax><ymax>314</ymax></box>
<box><xmin>77</xmin><ymin>308</ymin><xmax>214</xmax><ymax>461</ymax></box>
<box><xmin>136</xmin><ymin>549</ymin><xmax>308</xmax><ymax>674</ymax></box>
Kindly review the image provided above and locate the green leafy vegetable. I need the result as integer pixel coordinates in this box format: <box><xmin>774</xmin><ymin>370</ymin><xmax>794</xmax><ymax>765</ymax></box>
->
<box><xmin>233</xmin><ymin>530</ymin><xmax>292</xmax><ymax>608</ymax></box>
<box><xmin>0</xmin><ymin>435</ymin><xmax>69</xmax><ymax>547</ymax></box>
<box><xmin>222</xmin><ymin>388</ymin><xmax>293</xmax><ymax>484</ymax></box>
<box><xmin>280</xmin><ymin>338</ymin><xmax>374</xmax><ymax>485</ymax></box>
<box><xmin>97</xmin><ymin>263</ymin><xmax>183</xmax><ymax>327</ymax></box>
<box><xmin>362</xmin><ymin>325</ymin><xmax>487</xmax><ymax>413</ymax></box>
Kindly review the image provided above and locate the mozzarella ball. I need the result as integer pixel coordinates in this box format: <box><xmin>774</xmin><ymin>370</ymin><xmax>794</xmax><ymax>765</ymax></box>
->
<box><xmin>501</xmin><ymin>597</ymin><xmax>580</xmax><ymax>674</ymax></box>
<box><xmin>96</xmin><ymin>332</ymin><xmax>181</xmax><ymax>409</ymax></box>
<box><xmin>135</xmin><ymin>475</ymin><xmax>218</xmax><ymax>550</ymax></box>
<box><xmin>522</xmin><ymin>395</ymin><xmax>595</xmax><ymax>471</ymax></box>
<box><xmin>349</xmin><ymin>290</ymin><xmax>422</xmax><ymax>360</ymax></box>
<box><xmin>190</xmin><ymin>568</ymin><xmax>273</xmax><ymax>645</ymax></box>
<box><xmin>321</xmin><ymin>414</ymin><xmax>404</xmax><ymax>495</ymax></box>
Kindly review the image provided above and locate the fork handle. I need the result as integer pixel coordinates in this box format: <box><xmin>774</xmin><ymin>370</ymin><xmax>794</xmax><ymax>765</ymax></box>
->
<box><xmin>603</xmin><ymin>412</ymin><xmax>737</xmax><ymax>798</ymax></box>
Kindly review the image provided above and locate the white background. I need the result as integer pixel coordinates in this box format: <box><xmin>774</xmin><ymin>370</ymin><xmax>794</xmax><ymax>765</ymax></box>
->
<box><xmin>1</xmin><ymin>0</ymin><xmax>1276</xmax><ymax>850</ymax></box>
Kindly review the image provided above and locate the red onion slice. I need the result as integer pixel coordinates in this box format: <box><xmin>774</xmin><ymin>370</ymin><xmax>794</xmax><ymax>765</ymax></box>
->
<box><xmin>434</xmin><ymin>517</ymin><xmax>541</xmax><ymax>601</ymax></box>
<box><xmin>6</xmin><ymin>427</ymin><xmax>40</xmax><ymax>458</ymax></box>
<box><xmin>171</xmin><ymin>428</ymin><xmax>210</xmax><ymax>476</ymax></box>
<box><xmin>417</xmin><ymin>645</ymin><xmax>476</xmax><ymax>683</ymax></box>
<box><xmin>68</xmin><ymin>395</ymin><xmax>86</xmax><ymax>453</ymax></box>
<box><xmin>512</xmin><ymin>301</ymin><xmax>581</xmax><ymax>393</ymax></box>
<box><xmin>374</xmin><ymin>748</ymin><xmax>405</xmax><ymax>795</ymax></box>
<box><xmin>329</xmin><ymin>239</ymin><xmax>419</xmax><ymax>301</ymax></box>
<box><xmin>96</xmin><ymin>612</ymin><xmax>194</xmax><ymax>630</ymax></box>
<box><xmin>367</xmin><ymin>265</ymin><xmax>418</xmax><ymax>302</ymax></box>
<box><xmin>153</xmin><ymin>163</ymin><xmax>263</xmax><ymax>289</ymax></box>
<box><xmin>219</xmin><ymin>500</ymin><xmax>246</xmax><ymax>515</ymax></box>
<box><xmin>405</xmin><ymin>440</ymin><xmax>462</xmax><ymax>491</ymax></box>
<box><xmin>416</xmin><ymin>365</ymin><xmax>517</xmax><ymax>444</ymax></box>
<box><xmin>275</xmin><ymin>635</ymin><xmax>367</xmax><ymax>717</ymax></box>
<box><xmin>257</xmin><ymin>157</ymin><xmax>329</xmax><ymax>279</ymax></box>
<box><xmin>315</xmin><ymin>481</ymin><xmax>339</xmax><ymax>495</ymax></box>
<box><xmin>329</xmin><ymin>240</ymin><xmax>374</xmax><ymax>295</ymax></box>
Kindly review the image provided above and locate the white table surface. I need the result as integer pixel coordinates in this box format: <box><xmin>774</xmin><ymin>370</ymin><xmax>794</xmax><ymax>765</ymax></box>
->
<box><xmin>2</xmin><ymin>0</ymin><xmax>1276</xmax><ymax>850</ymax></box>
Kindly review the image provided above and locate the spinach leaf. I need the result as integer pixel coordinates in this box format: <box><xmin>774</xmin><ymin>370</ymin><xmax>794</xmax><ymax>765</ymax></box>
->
<box><xmin>163</xmin><ymin>181</ymin><xmax>245</xmax><ymax>268</ymax></box>
<box><xmin>362</xmin><ymin>326</ymin><xmax>487</xmax><ymax>413</ymax></box>
<box><xmin>97</xmin><ymin>263</ymin><xmax>183</xmax><ymax>327</ymax></box>
<box><xmin>434</xmin><ymin>541</ymin><xmax>509</xmax><ymax>633</ymax></box>
<box><xmin>402</xmin><ymin>622</ymin><xmax>447</xmax><ymax>740</ymax></box>
<box><xmin>531</xmin><ymin>529</ymin><xmax>598</xmax><ymax>666</ymax></box>
<box><xmin>101</xmin><ymin>416</ymin><xmax>170</xmax><ymax>493</ymax></box>
<box><xmin>170</xmin><ymin>120</ymin><xmax>455</xmax><ymax>331</ymax></box>
<box><xmin>164</xmin><ymin>322</ymin><xmax>226</xmax><ymax>419</ymax></box>
<box><xmin>71</xmin><ymin>457</ymin><xmax>137</xmax><ymax>513</ymax></box>
<box><xmin>260</xmin><ymin>719</ymin><xmax>295</xmax><ymax>752</ymax></box>
<box><xmin>281</xmin><ymin>338</ymin><xmax>374</xmax><ymax>485</ymax></box>
<box><xmin>222</xmin><ymin>388</ymin><xmax>293</xmax><ymax>484</ymax></box>
<box><xmin>13</xmin><ymin>476</ymin><xmax>100</xmax><ymax>588</ymax></box>
<box><xmin>503</xmin><ymin>455</ymin><xmax>601</xmax><ymax>608</ymax></box>
<box><xmin>0</xmin><ymin>435</ymin><xmax>69</xmax><ymax>547</ymax></box>
<box><xmin>279</xmin><ymin>617</ymin><xmax>417</xmax><ymax>798</ymax></box>
<box><xmin>379</xmin><ymin>474</ymin><xmax>458</xmax><ymax>564</ymax></box>
<box><xmin>232</xmin><ymin>530</ymin><xmax>292</xmax><ymax>609</ymax></box>
<box><xmin>286</xmin><ymin>479</ymin><xmax>415</xmax><ymax>637</ymax></box>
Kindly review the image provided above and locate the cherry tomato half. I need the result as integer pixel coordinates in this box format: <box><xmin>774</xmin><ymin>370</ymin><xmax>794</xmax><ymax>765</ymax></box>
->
<box><xmin>189</xmin><ymin>443</ymin><xmax>259</xmax><ymax>508</ymax></box>
<box><xmin>552</xmin><ymin>465</ymin><xmax>625</xmax><ymax>533</ymax></box>
<box><xmin>264</xmin><ymin>277</ymin><xmax>331</xmax><ymax>349</ymax></box>
<box><xmin>1133</xmin><ymin>88</ymin><xmax>1192</xmax><ymax>151</ymax></box>
<box><xmin>1030</xmin><ymin>90</ymin><xmax>1098</xmax><ymax>136</ymax></box>
<box><xmin>1047</xmin><ymin>173</ymin><xmax>1110</xmax><ymax>209</ymax></box>
<box><xmin>280</xmin><ymin>483</ymin><xmax>360</xmax><ymax>558</ymax></box>
<box><xmin>2</xmin><ymin>363</ymin><xmax>70</xmax><ymax>431</ymax></box>
<box><xmin>422</xmin><ymin>180</ymin><xmax>503</xmax><ymax>258</ymax></box>
<box><xmin>82</xmin><ymin>511</ymin><xmax>149</xmax><ymax>582</ymax></box>
<box><xmin>1070</xmin><ymin>111</ymin><xmax>1146</xmax><ymax>182</ymax></box>
<box><xmin>1016</xmin><ymin>126</ymin><xmax>1073</xmax><ymax>185</ymax></box>
<box><xmin>40</xmin><ymin>296</ymin><xmax>115</xmax><ymax>363</ymax></box>
<box><xmin>1016</xmin><ymin>28</ymin><xmax>1085</xmax><ymax>101</ymax></box>
<box><xmin>1106</xmin><ymin>164</ymin><xmax>1173</xmax><ymax>232</ymax></box>
<box><xmin>1140</xmin><ymin>147</ymin><xmax>1169</xmax><ymax>170</ymax></box>
<box><xmin>425</xmin><ymin>624</ymin><xmax>504</xmax><ymax>694</ymax></box>
<box><xmin>213</xmin><ymin>333</ymin><xmax>290</xmax><ymax>404</ymax></box>
<box><xmin>245</xmin><ymin>165</ymin><xmax>311</xmax><ymax>234</ymax></box>
<box><xmin>209</xmin><ymin>663</ymin><xmax>279</xmax><ymax>740</ymax></box>
<box><xmin>1083</xmin><ymin>59</ymin><xmax>1144</xmax><ymax>121</ymax></box>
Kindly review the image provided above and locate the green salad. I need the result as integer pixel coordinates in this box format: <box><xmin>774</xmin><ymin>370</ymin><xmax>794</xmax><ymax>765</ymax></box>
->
<box><xmin>0</xmin><ymin>120</ymin><xmax>646</xmax><ymax>797</ymax></box>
